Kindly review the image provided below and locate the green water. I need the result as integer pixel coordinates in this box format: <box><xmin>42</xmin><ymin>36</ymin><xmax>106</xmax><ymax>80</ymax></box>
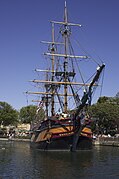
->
<box><xmin>0</xmin><ymin>141</ymin><xmax>119</xmax><ymax>178</ymax></box>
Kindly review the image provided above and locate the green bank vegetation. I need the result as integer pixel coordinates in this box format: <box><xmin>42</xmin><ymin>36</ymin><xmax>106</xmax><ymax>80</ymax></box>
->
<box><xmin>88</xmin><ymin>96</ymin><xmax>119</xmax><ymax>136</ymax></box>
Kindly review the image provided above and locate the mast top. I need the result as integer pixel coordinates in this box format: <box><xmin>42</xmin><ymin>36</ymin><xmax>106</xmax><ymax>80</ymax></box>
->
<box><xmin>65</xmin><ymin>1</ymin><xmax>66</xmax><ymax>7</ymax></box>
<box><xmin>64</xmin><ymin>1</ymin><xmax>68</xmax><ymax>23</ymax></box>
<box><xmin>51</xmin><ymin>1</ymin><xmax>81</xmax><ymax>27</ymax></box>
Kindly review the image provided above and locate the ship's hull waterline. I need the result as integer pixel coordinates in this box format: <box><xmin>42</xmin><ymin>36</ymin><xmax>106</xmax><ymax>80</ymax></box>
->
<box><xmin>30</xmin><ymin>123</ymin><xmax>92</xmax><ymax>151</ymax></box>
<box><xmin>31</xmin><ymin>135</ymin><xmax>92</xmax><ymax>151</ymax></box>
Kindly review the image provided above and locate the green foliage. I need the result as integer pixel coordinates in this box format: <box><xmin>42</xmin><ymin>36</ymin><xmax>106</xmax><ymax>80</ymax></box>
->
<box><xmin>19</xmin><ymin>105</ymin><xmax>45</xmax><ymax>124</ymax></box>
<box><xmin>98</xmin><ymin>96</ymin><xmax>119</xmax><ymax>105</ymax></box>
<box><xmin>88</xmin><ymin>97</ymin><xmax>119</xmax><ymax>135</ymax></box>
<box><xmin>0</xmin><ymin>102</ymin><xmax>19</xmax><ymax>126</ymax></box>
<box><xmin>97</xmin><ymin>96</ymin><xmax>109</xmax><ymax>103</ymax></box>
<box><xmin>19</xmin><ymin>105</ymin><xmax>37</xmax><ymax>124</ymax></box>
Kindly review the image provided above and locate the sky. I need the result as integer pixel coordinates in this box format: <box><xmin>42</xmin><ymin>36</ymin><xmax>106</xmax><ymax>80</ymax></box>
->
<box><xmin>0</xmin><ymin>0</ymin><xmax>119</xmax><ymax>110</ymax></box>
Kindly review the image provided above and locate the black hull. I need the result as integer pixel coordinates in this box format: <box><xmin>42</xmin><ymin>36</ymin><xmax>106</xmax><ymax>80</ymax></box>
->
<box><xmin>30</xmin><ymin>135</ymin><xmax>92</xmax><ymax>151</ymax></box>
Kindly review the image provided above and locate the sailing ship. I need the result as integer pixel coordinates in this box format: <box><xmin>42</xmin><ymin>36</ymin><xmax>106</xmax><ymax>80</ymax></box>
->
<box><xmin>28</xmin><ymin>2</ymin><xmax>105</xmax><ymax>151</ymax></box>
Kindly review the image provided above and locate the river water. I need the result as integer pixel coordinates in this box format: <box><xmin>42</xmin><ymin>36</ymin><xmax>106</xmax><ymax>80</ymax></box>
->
<box><xmin>0</xmin><ymin>141</ymin><xmax>119</xmax><ymax>179</ymax></box>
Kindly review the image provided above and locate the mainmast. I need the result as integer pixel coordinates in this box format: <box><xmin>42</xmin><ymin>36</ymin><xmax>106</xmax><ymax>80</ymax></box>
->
<box><xmin>51</xmin><ymin>23</ymin><xmax>55</xmax><ymax>116</ymax></box>
<box><xmin>63</xmin><ymin>1</ymin><xmax>68</xmax><ymax>113</ymax></box>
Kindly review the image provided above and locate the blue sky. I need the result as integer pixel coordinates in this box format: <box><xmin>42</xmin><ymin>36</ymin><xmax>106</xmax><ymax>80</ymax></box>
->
<box><xmin>0</xmin><ymin>0</ymin><xmax>119</xmax><ymax>110</ymax></box>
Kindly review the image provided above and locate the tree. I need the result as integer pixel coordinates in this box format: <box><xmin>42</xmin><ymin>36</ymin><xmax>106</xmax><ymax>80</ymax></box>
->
<box><xmin>97</xmin><ymin>96</ymin><xmax>109</xmax><ymax>103</ymax></box>
<box><xmin>98</xmin><ymin>96</ymin><xmax>119</xmax><ymax>105</ymax></box>
<box><xmin>19</xmin><ymin>105</ymin><xmax>45</xmax><ymax>124</ymax></box>
<box><xmin>88</xmin><ymin>99</ymin><xmax>119</xmax><ymax>135</ymax></box>
<box><xmin>19</xmin><ymin>105</ymin><xmax>37</xmax><ymax>124</ymax></box>
<box><xmin>0</xmin><ymin>102</ymin><xmax>19</xmax><ymax>126</ymax></box>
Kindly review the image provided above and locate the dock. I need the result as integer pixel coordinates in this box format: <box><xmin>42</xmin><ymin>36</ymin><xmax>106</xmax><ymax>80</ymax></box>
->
<box><xmin>93</xmin><ymin>137</ymin><xmax>119</xmax><ymax>147</ymax></box>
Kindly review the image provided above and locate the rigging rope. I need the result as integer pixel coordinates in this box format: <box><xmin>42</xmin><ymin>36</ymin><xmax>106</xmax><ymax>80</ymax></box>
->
<box><xmin>68</xmin><ymin>36</ymin><xmax>86</xmax><ymax>86</ymax></box>
<box><xmin>73</xmin><ymin>37</ymin><xmax>100</xmax><ymax>66</ymax></box>
<box><xmin>79</xmin><ymin>28</ymin><xmax>104</xmax><ymax>64</ymax></box>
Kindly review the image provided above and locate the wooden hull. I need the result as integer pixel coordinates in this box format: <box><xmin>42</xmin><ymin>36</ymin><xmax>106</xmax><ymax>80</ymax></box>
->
<box><xmin>30</xmin><ymin>117</ymin><xmax>93</xmax><ymax>151</ymax></box>
<box><xmin>30</xmin><ymin>129</ymin><xmax>92</xmax><ymax>151</ymax></box>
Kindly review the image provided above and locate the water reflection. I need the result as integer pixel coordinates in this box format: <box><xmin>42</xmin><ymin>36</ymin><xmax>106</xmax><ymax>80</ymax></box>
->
<box><xmin>31</xmin><ymin>150</ymin><xmax>93</xmax><ymax>179</ymax></box>
<box><xmin>0</xmin><ymin>141</ymin><xmax>119</xmax><ymax>178</ymax></box>
<box><xmin>0</xmin><ymin>141</ymin><xmax>31</xmax><ymax>178</ymax></box>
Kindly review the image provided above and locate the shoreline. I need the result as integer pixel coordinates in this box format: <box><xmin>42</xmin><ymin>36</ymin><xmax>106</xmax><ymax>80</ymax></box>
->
<box><xmin>0</xmin><ymin>137</ymin><xmax>30</xmax><ymax>142</ymax></box>
<box><xmin>1</xmin><ymin>137</ymin><xmax>119</xmax><ymax>147</ymax></box>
